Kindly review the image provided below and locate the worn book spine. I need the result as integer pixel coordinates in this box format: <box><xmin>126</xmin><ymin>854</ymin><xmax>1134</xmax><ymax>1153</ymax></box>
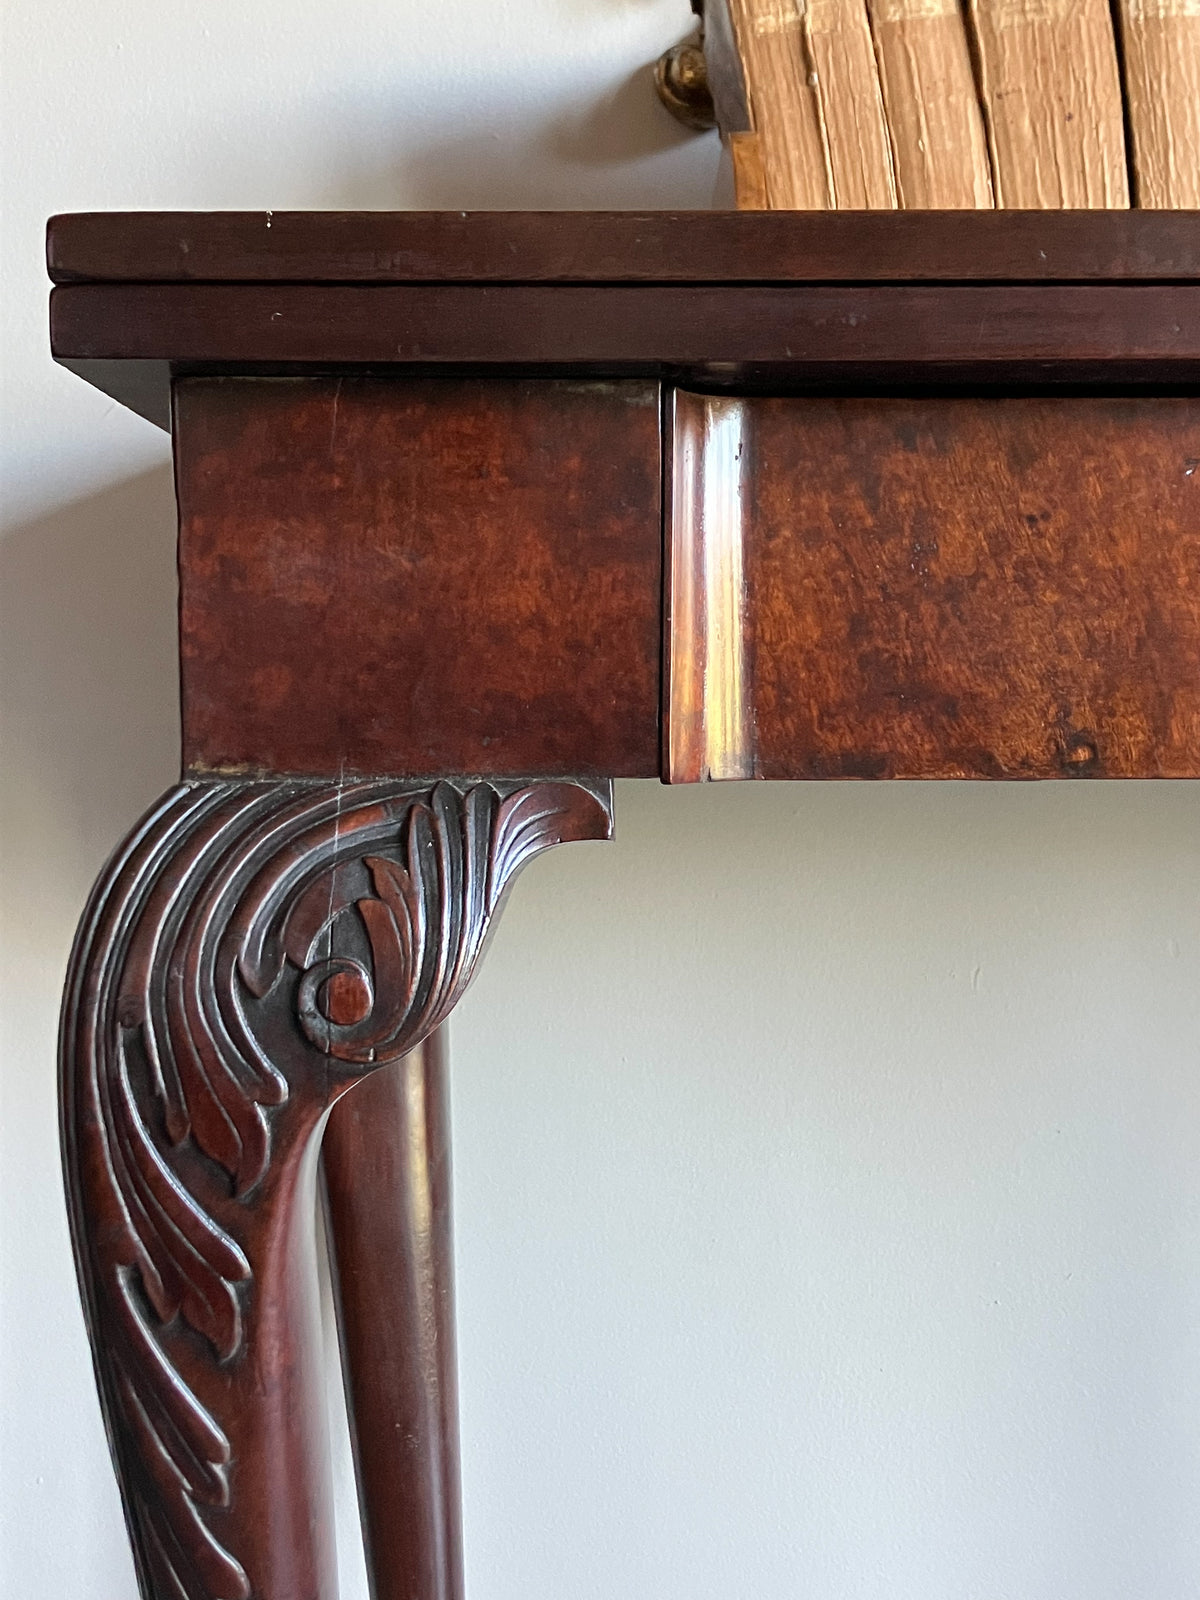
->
<box><xmin>804</xmin><ymin>0</ymin><xmax>898</xmax><ymax>207</ymax></box>
<box><xmin>1116</xmin><ymin>0</ymin><xmax>1200</xmax><ymax>208</ymax></box>
<box><xmin>727</xmin><ymin>0</ymin><xmax>831</xmax><ymax>207</ymax></box>
<box><xmin>867</xmin><ymin>0</ymin><xmax>994</xmax><ymax>207</ymax></box>
<box><xmin>729</xmin><ymin>131</ymin><xmax>772</xmax><ymax>207</ymax></box>
<box><xmin>967</xmin><ymin>0</ymin><xmax>1129</xmax><ymax>207</ymax></box>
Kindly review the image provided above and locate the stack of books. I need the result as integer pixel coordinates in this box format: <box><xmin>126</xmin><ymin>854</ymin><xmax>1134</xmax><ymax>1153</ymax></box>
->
<box><xmin>713</xmin><ymin>0</ymin><xmax>1198</xmax><ymax>209</ymax></box>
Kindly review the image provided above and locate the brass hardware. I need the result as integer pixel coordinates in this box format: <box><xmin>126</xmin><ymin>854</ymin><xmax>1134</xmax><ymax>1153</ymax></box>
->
<box><xmin>654</xmin><ymin>34</ymin><xmax>717</xmax><ymax>131</ymax></box>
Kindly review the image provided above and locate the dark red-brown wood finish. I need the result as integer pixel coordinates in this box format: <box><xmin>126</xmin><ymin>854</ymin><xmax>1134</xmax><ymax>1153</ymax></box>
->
<box><xmin>61</xmin><ymin>777</ymin><xmax>611</xmax><ymax>1599</ymax></box>
<box><xmin>322</xmin><ymin>1030</ymin><xmax>463</xmax><ymax>1600</ymax></box>
<box><xmin>50</xmin><ymin>210</ymin><xmax>1199</xmax><ymax>1600</ymax></box>
<box><xmin>174</xmin><ymin>376</ymin><xmax>662</xmax><ymax>781</ymax></box>
<box><xmin>44</xmin><ymin>208</ymin><xmax>1200</xmax><ymax>283</ymax></box>
<box><xmin>47</xmin><ymin>210</ymin><xmax>1200</xmax><ymax>426</ymax></box>
<box><xmin>743</xmin><ymin>395</ymin><xmax>1200</xmax><ymax>779</ymax></box>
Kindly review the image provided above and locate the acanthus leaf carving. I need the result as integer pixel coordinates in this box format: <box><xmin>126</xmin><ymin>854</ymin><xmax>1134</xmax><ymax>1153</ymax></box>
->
<box><xmin>61</xmin><ymin>776</ymin><xmax>611</xmax><ymax>1600</ymax></box>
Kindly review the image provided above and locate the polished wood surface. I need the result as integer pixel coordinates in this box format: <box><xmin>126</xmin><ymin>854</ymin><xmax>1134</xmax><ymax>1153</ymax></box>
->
<box><xmin>47</xmin><ymin>211</ymin><xmax>1200</xmax><ymax>428</ymax></box>
<box><xmin>53</xmin><ymin>281</ymin><xmax>1200</xmax><ymax>427</ymax></box>
<box><xmin>50</xmin><ymin>209</ymin><xmax>1200</xmax><ymax>1600</ymax></box>
<box><xmin>61</xmin><ymin>778</ymin><xmax>612</xmax><ymax>1600</ymax></box>
<box><xmin>322</xmin><ymin>1032</ymin><xmax>462</xmax><ymax>1600</ymax></box>
<box><xmin>175</xmin><ymin>377</ymin><xmax>662</xmax><ymax>780</ymax></box>
<box><xmin>683</xmin><ymin>393</ymin><xmax>1200</xmax><ymax>779</ymax></box>
<box><xmin>46</xmin><ymin>208</ymin><xmax>1200</xmax><ymax>283</ymax></box>
<box><xmin>666</xmin><ymin>391</ymin><xmax>753</xmax><ymax>782</ymax></box>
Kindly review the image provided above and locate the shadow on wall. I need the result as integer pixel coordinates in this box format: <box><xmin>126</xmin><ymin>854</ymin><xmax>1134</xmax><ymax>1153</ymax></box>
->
<box><xmin>333</xmin><ymin>67</ymin><xmax>716</xmax><ymax>209</ymax></box>
<box><xmin>549</xmin><ymin>64</ymin><xmax>703</xmax><ymax>166</ymax></box>
<box><xmin>0</xmin><ymin>468</ymin><xmax>180</xmax><ymax>878</ymax></box>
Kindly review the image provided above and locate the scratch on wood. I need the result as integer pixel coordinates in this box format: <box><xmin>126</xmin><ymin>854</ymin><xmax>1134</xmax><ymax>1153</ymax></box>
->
<box><xmin>329</xmin><ymin>377</ymin><xmax>343</xmax><ymax>462</ymax></box>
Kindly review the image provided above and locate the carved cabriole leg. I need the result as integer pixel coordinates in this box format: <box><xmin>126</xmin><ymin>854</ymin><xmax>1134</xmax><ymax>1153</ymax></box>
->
<box><xmin>321</xmin><ymin>1030</ymin><xmax>463</xmax><ymax>1600</ymax></box>
<box><xmin>60</xmin><ymin>777</ymin><xmax>612</xmax><ymax>1600</ymax></box>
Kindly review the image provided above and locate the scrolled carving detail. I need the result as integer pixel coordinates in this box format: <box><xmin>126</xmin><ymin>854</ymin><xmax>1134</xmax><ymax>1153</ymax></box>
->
<box><xmin>61</xmin><ymin>776</ymin><xmax>610</xmax><ymax>1600</ymax></box>
<box><xmin>283</xmin><ymin>781</ymin><xmax>593</xmax><ymax>1064</ymax></box>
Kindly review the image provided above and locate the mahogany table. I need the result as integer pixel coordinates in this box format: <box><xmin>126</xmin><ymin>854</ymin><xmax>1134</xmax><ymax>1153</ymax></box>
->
<box><xmin>49</xmin><ymin>209</ymin><xmax>1200</xmax><ymax>1600</ymax></box>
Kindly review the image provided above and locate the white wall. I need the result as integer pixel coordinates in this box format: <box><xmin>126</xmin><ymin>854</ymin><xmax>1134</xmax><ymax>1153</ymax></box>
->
<box><xmin>2</xmin><ymin>5</ymin><xmax>1198</xmax><ymax>1598</ymax></box>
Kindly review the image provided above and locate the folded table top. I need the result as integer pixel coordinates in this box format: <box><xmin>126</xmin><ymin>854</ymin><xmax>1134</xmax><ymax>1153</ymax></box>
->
<box><xmin>46</xmin><ymin>209</ymin><xmax>1200</xmax><ymax>285</ymax></box>
<box><xmin>47</xmin><ymin>211</ymin><xmax>1200</xmax><ymax>429</ymax></box>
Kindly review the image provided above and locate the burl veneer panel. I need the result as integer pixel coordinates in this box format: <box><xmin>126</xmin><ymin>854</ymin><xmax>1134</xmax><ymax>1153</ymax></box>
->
<box><xmin>176</xmin><ymin>377</ymin><xmax>661</xmax><ymax>778</ymax></box>
<box><xmin>747</xmin><ymin>396</ymin><xmax>1200</xmax><ymax>778</ymax></box>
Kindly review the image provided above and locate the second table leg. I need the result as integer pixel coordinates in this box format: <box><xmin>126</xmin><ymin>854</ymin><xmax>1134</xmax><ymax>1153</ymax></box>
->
<box><xmin>322</xmin><ymin>1029</ymin><xmax>464</xmax><ymax>1600</ymax></box>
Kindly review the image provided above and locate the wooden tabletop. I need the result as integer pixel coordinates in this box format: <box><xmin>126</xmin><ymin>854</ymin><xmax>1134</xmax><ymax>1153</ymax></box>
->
<box><xmin>48</xmin><ymin>211</ymin><xmax>1200</xmax><ymax>428</ymax></box>
<box><xmin>47</xmin><ymin>209</ymin><xmax>1200</xmax><ymax>283</ymax></box>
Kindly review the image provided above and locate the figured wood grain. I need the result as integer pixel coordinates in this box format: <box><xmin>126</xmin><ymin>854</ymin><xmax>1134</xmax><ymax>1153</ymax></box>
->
<box><xmin>967</xmin><ymin>0</ymin><xmax>1130</xmax><ymax>208</ymax></box>
<box><xmin>174</xmin><ymin>377</ymin><xmax>662</xmax><ymax>781</ymax></box>
<box><xmin>51</xmin><ymin>202</ymin><xmax>1200</xmax><ymax>1600</ymax></box>
<box><xmin>1116</xmin><ymin>0</ymin><xmax>1200</xmax><ymax>210</ymax></box>
<box><xmin>866</xmin><ymin>0</ymin><xmax>994</xmax><ymax>208</ymax></box>
<box><xmin>723</xmin><ymin>395</ymin><xmax>1200</xmax><ymax>779</ymax></box>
